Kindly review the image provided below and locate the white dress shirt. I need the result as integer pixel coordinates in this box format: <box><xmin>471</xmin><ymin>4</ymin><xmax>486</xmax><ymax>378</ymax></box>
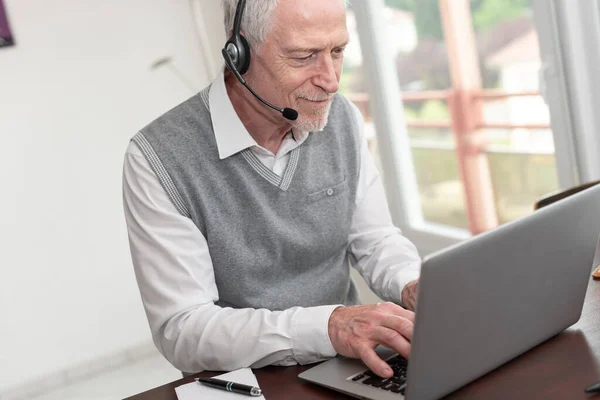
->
<box><xmin>122</xmin><ymin>72</ymin><xmax>421</xmax><ymax>373</ymax></box>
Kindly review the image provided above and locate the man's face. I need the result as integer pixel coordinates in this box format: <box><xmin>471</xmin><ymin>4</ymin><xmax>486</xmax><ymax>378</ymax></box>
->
<box><xmin>246</xmin><ymin>0</ymin><xmax>349</xmax><ymax>132</ymax></box>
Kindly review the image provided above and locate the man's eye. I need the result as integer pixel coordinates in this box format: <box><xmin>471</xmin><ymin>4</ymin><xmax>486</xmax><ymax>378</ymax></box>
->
<box><xmin>296</xmin><ymin>54</ymin><xmax>314</xmax><ymax>61</ymax></box>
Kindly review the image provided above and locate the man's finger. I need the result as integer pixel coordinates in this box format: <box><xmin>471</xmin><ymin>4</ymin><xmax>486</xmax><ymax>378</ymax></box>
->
<box><xmin>381</xmin><ymin>315</ymin><xmax>414</xmax><ymax>342</ymax></box>
<box><xmin>377</xmin><ymin>302</ymin><xmax>416</xmax><ymax>323</ymax></box>
<box><xmin>371</xmin><ymin>326</ymin><xmax>411</xmax><ymax>360</ymax></box>
<box><xmin>358</xmin><ymin>345</ymin><xmax>393</xmax><ymax>379</ymax></box>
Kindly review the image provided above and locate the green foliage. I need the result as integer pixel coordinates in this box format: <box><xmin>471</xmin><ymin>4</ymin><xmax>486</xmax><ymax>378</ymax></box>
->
<box><xmin>383</xmin><ymin>0</ymin><xmax>415</xmax><ymax>11</ymax></box>
<box><xmin>419</xmin><ymin>100</ymin><xmax>449</xmax><ymax>121</ymax></box>
<box><xmin>471</xmin><ymin>0</ymin><xmax>531</xmax><ymax>31</ymax></box>
<box><xmin>409</xmin><ymin>147</ymin><xmax>558</xmax><ymax>228</ymax></box>
<box><xmin>410</xmin><ymin>147</ymin><xmax>469</xmax><ymax>228</ymax></box>
<box><xmin>403</xmin><ymin>107</ymin><xmax>418</xmax><ymax>121</ymax></box>
<box><xmin>384</xmin><ymin>0</ymin><xmax>531</xmax><ymax>41</ymax></box>
<box><xmin>487</xmin><ymin>152</ymin><xmax>558</xmax><ymax>223</ymax></box>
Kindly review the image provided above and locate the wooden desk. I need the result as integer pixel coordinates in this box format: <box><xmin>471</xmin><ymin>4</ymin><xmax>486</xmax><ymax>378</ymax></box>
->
<box><xmin>125</xmin><ymin>280</ymin><xmax>600</xmax><ymax>400</ymax></box>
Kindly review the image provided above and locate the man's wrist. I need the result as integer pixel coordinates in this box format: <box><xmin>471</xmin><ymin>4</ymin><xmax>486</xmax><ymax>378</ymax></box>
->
<box><xmin>401</xmin><ymin>279</ymin><xmax>419</xmax><ymax>311</ymax></box>
<box><xmin>327</xmin><ymin>305</ymin><xmax>345</xmax><ymax>350</ymax></box>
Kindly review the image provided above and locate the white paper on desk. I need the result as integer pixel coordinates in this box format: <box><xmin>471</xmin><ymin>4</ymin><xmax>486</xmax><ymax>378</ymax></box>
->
<box><xmin>175</xmin><ymin>368</ymin><xmax>266</xmax><ymax>400</ymax></box>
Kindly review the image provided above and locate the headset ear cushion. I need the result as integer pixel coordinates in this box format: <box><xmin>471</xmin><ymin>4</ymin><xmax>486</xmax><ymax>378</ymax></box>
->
<box><xmin>237</xmin><ymin>35</ymin><xmax>251</xmax><ymax>75</ymax></box>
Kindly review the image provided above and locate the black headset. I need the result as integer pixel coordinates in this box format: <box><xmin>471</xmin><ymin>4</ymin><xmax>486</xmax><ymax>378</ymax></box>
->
<box><xmin>222</xmin><ymin>0</ymin><xmax>299</xmax><ymax>121</ymax></box>
<box><xmin>223</xmin><ymin>0</ymin><xmax>251</xmax><ymax>75</ymax></box>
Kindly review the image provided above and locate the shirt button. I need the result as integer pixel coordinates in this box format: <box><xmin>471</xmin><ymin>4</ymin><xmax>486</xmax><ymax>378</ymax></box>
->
<box><xmin>326</xmin><ymin>188</ymin><xmax>334</xmax><ymax>196</ymax></box>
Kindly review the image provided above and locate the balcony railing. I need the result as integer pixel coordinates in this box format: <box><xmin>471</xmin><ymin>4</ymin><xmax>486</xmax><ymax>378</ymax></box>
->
<box><xmin>346</xmin><ymin>88</ymin><xmax>552</xmax><ymax>234</ymax></box>
<box><xmin>346</xmin><ymin>90</ymin><xmax>551</xmax><ymax>131</ymax></box>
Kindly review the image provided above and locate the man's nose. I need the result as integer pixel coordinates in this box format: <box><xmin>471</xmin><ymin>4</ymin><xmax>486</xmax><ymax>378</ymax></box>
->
<box><xmin>313</xmin><ymin>54</ymin><xmax>340</xmax><ymax>94</ymax></box>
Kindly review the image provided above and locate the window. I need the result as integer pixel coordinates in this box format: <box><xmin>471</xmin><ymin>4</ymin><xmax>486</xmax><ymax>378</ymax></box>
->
<box><xmin>343</xmin><ymin>0</ymin><xmax>583</xmax><ymax>253</ymax></box>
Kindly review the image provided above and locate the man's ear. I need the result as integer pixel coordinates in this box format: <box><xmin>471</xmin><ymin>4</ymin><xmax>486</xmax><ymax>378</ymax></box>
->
<box><xmin>226</xmin><ymin>29</ymin><xmax>248</xmax><ymax>40</ymax></box>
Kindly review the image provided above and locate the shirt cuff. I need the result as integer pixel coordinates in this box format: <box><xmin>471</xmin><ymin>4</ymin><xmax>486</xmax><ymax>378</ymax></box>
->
<box><xmin>390</xmin><ymin>263</ymin><xmax>421</xmax><ymax>306</ymax></box>
<box><xmin>291</xmin><ymin>305</ymin><xmax>340</xmax><ymax>364</ymax></box>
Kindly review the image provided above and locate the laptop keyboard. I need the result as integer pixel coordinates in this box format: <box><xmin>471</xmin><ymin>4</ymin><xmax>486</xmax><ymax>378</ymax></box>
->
<box><xmin>346</xmin><ymin>354</ymin><xmax>408</xmax><ymax>395</ymax></box>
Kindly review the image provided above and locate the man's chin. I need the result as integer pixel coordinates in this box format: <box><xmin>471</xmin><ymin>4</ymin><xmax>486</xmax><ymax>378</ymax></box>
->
<box><xmin>290</xmin><ymin>106</ymin><xmax>332</xmax><ymax>132</ymax></box>
<box><xmin>292</xmin><ymin>116</ymin><xmax>329</xmax><ymax>133</ymax></box>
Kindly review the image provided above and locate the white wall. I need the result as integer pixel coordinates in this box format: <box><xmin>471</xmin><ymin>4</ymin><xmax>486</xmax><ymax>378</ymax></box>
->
<box><xmin>0</xmin><ymin>0</ymin><xmax>224</xmax><ymax>393</ymax></box>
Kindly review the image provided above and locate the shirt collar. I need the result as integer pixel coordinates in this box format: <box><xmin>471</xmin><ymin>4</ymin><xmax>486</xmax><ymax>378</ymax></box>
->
<box><xmin>209</xmin><ymin>71</ymin><xmax>257</xmax><ymax>160</ymax></box>
<box><xmin>209</xmin><ymin>71</ymin><xmax>309</xmax><ymax>159</ymax></box>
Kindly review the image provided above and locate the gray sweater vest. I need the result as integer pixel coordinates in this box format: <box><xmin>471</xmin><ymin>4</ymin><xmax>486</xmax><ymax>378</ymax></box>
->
<box><xmin>133</xmin><ymin>86</ymin><xmax>361</xmax><ymax>310</ymax></box>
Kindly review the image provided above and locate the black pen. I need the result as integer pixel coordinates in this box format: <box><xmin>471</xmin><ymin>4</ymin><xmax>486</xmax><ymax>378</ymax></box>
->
<box><xmin>195</xmin><ymin>377</ymin><xmax>262</xmax><ymax>397</ymax></box>
<box><xmin>585</xmin><ymin>381</ymin><xmax>600</xmax><ymax>394</ymax></box>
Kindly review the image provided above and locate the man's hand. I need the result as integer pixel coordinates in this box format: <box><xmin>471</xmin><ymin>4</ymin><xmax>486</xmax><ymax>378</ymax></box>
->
<box><xmin>327</xmin><ymin>302</ymin><xmax>415</xmax><ymax>378</ymax></box>
<box><xmin>401</xmin><ymin>279</ymin><xmax>419</xmax><ymax>311</ymax></box>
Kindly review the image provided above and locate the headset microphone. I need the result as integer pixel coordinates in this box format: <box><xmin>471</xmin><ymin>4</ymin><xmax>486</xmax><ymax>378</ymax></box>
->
<box><xmin>222</xmin><ymin>49</ymin><xmax>298</xmax><ymax>120</ymax></box>
<box><xmin>222</xmin><ymin>0</ymin><xmax>299</xmax><ymax>121</ymax></box>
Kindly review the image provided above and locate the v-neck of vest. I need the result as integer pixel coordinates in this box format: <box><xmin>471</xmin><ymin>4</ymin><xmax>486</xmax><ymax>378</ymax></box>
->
<box><xmin>240</xmin><ymin>147</ymin><xmax>300</xmax><ymax>191</ymax></box>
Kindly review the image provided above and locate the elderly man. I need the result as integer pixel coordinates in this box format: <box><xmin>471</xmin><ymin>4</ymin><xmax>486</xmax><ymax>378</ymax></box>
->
<box><xmin>123</xmin><ymin>0</ymin><xmax>420</xmax><ymax>379</ymax></box>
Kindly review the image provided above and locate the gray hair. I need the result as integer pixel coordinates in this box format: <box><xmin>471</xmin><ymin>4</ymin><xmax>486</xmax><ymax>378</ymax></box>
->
<box><xmin>222</xmin><ymin>0</ymin><xmax>280</xmax><ymax>50</ymax></box>
<box><xmin>222</xmin><ymin>0</ymin><xmax>349</xmax><ymax>50</ymax></box>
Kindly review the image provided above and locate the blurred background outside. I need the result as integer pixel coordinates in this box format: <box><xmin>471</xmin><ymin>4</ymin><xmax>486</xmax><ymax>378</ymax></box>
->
<box><xmin>341</xmin><ymin>0</ymin><xmax>557</xmax><ymax>231</ymax></box>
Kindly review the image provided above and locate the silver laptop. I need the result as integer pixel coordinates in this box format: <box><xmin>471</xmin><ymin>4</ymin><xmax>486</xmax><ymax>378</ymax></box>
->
<box><xmin>299</xmin><ymin>184</ymin><xmax>600</xmax><ymax>400</ymax></box>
